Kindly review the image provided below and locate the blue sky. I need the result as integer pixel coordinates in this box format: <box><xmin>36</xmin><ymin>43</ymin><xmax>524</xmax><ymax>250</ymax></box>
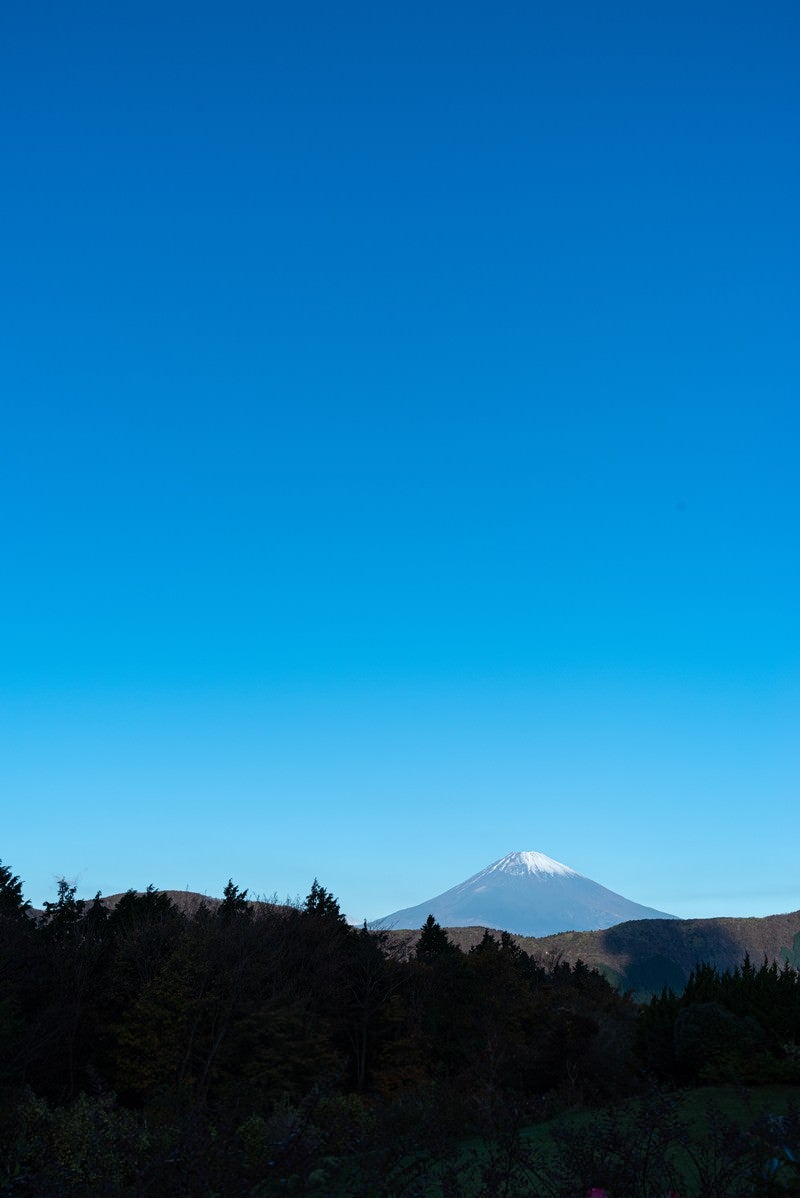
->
<box><xmin>2</xmin><ymin>1</ymin><xmax>798</xmax><ymax>921</ymax></box>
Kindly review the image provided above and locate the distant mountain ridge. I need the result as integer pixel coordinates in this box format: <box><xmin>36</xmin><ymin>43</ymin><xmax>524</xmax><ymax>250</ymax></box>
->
<box><xmin>52</xmin><ymin>885</ymin><xmax>800</xmax><ymax>1001</ymax></box>
<box><xmin>414</xmin><ymin>909</ymin><xmax>800</xmax><ymax>999</ymax></box>
<box><xmin>373</xmin><ymin>850</ymin><xmax>676</xmax><ymax>936</ymax></box>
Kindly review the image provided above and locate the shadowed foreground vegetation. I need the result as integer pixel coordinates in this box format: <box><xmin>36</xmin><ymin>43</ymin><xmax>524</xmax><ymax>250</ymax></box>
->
<box><xmin>1</xmin><ymin>861</ymin><xmax>799</xmax><ymax>1195</ymax></box>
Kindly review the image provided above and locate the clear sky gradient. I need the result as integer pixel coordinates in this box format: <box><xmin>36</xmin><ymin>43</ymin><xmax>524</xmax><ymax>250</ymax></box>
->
<box><xmin>2</xmin><ymin>2</ymin><xmax>798</xmax><ymax>922</ymax></box>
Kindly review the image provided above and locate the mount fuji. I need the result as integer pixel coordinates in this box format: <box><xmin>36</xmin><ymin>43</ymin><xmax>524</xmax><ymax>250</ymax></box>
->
<box><xmin>374</xmin><ymin>850</ymin><xmax>677</xmax><ymax>936</ymax></box>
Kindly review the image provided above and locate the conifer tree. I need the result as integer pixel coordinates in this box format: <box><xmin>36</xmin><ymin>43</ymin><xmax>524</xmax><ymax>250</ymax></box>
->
<box><xmin>0</xmin><ymin>860</ymin><xmax>31</xmax><ymax>919</ymax></box>
<box><xmin>415</xmin><ymin>914</ymin><xmax>457</xmax><ymax>960</ymax></box>
<box><xmin>303</xmin><ymin>878</ymin><xmax>347</xmax><ymax>924</ymax></box>
<box><xmin>218</xmin><ymin>879</ymin><xmax>251</xmax><ymax>923</ymax></box>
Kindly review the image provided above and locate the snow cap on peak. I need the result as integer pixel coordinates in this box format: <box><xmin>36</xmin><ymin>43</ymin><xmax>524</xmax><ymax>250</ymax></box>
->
<box><xmin>493</xmin><ymin>850</ymin><xmax>579</xmax><ymax>878</ymax></box>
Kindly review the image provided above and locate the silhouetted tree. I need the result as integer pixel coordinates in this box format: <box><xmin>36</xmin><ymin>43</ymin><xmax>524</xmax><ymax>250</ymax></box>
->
<box><xmin>217</xmin><ymin>879</ymin><xmax>251</xmax><ymax>924</ymax></box>
<box><xmin>40</xmin><ymin>879</ymin><xmax>85</xmax><ymax>942</ymax></box>
<box><xmin>415</xmin><ymin>914</ymin><xmax>458</xmax><ymax>960</ymax></box>
<box><xmin>303</xmin><ymin>878</ymin><xmax>348</xmax><ymax>924</ymax></box>
<box><xmin>0</xmin><ymin>860</ymin><xmax>31</xmax><ymax>920</ymax></box>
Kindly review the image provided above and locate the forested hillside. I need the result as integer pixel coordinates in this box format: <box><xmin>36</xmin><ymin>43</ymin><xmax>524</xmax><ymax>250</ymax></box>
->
<box><xmin>2</xmin><ymin>861</ymin><xmax>799</xmax><ymax>1196</ymax></box>
<box><xmin>420</xmin><ymin>910</ymin><xmax>800</xmax><ymax>999</ymax></box>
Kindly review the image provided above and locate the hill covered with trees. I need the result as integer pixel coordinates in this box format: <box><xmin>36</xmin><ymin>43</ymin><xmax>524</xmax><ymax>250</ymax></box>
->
<box><xmin>1</xmin><ymin>860</ymin><xmax>799</xmax><ymax>1195</ymax></box>
<box><xmin>407</xmin><ymin>909</ymin><xmax>800</xmax><ymax>1000</ymax></box>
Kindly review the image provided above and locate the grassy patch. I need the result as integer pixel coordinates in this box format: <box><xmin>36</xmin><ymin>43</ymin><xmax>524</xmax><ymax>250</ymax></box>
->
<box><xmin>407</xmin><ymin>1086</ymin><xmax>800</xmax><ymax>1198</ymax></box>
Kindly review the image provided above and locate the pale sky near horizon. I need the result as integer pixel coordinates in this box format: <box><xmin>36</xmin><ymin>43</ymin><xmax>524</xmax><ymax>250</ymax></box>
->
<box><xmin>2</xmin><ymin>2</ymin><xmax>798</xmax><ymax>923</ymax></box>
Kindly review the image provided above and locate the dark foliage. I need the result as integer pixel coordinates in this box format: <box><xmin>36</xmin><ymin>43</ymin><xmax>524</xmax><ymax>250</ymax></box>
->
<box><xmin>0</xmin><ymin>863</ymin><xmax>31</xmax><ymax>921</ymax></box>
<box><xmin>2</xmin><ymin>862</ymin><xmax>799</xmax><ymax>1195</ymax></box>
<box><xmin>637</xmin><ymin>954</ymin><xmax>800</xmax><ymax>1085</ymax></box>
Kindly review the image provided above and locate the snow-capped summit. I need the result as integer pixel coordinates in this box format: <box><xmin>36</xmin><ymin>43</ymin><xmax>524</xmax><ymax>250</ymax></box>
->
<box><xmin>491</xmin><ymin>851</ymin><xmax>579</xmax><ymax>878</ymax></box>
<box><xmin>372</xmin><ymin>849</ymin><xmax>676</xmax><ymax>936</ymax></box>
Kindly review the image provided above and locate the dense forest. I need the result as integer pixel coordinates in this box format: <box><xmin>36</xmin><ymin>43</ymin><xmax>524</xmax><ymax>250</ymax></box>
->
<box><xmin>1</xmin><ymin>860</ymin><xmax>799</xmax><ymax>1196</ymax></box>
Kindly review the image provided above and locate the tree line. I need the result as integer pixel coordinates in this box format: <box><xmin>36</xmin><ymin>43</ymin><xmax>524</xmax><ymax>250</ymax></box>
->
<box><xmin>1</xmin><ymin>860</ymin><xmax>799</xmax><ymax>1195</ymax></box>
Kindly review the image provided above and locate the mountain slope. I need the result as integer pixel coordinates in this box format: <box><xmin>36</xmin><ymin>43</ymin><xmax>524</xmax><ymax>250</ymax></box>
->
<box><xmin>374</xmin><ymin>850</ymin><xmax>676</xmax><ymax>936</ymax></box>
<box><xmin>429</xmin><ymin>909</ymin><xmax>800</xmax><ymax>999</ymax></box>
